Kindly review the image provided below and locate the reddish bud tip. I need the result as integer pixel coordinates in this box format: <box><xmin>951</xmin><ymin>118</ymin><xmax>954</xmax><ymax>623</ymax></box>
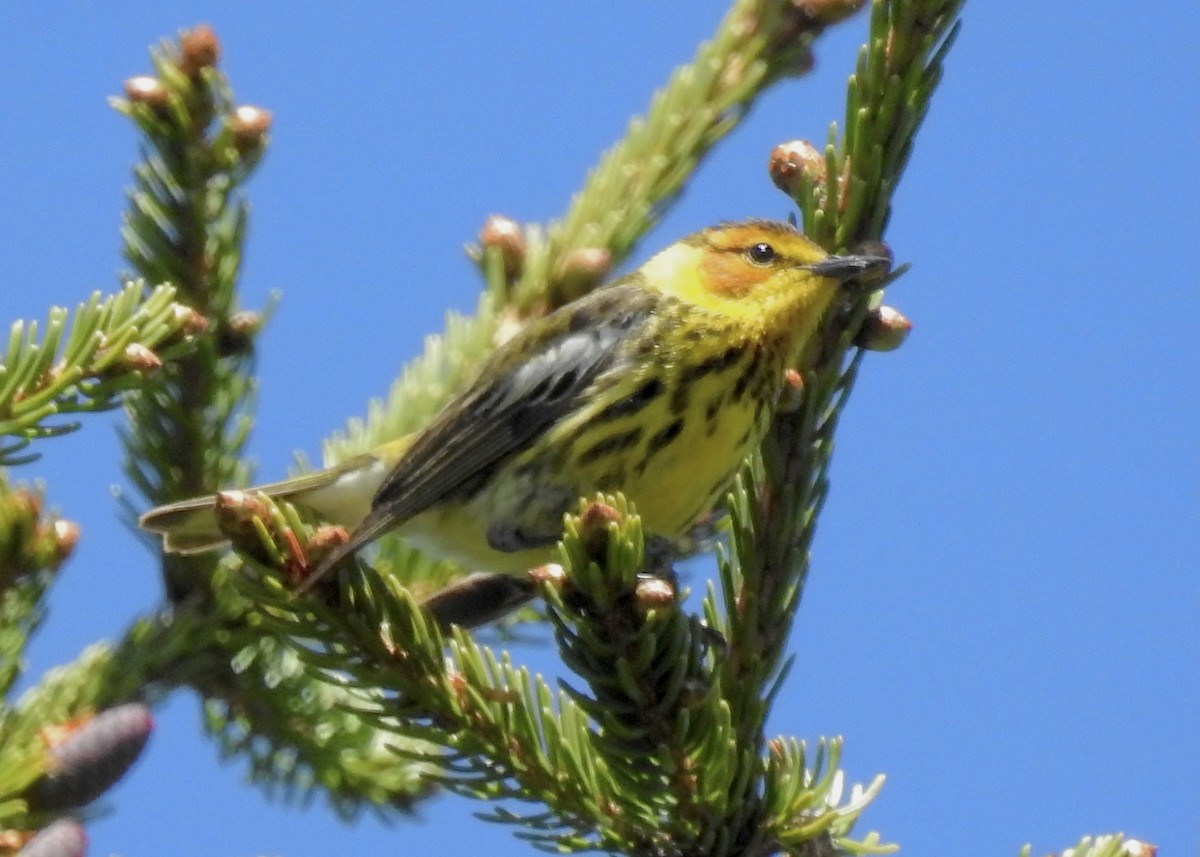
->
<box><xmin>179</xmin><ymin>24</ymin><xmax>220</xmax><ymax>77</ymax></box>
<box><xmin>529</xmin><ymin>562</ymin><xmax>567</xmax><ymax>589</ymax></box>
<box><xmin>216</xmin><ymin>310</ymin><xmax>264</xmax><ymax>358</ymax></box>
<box><xmin>121</xmin><ymin>343</ymin><xmax>162</xmax><ymax>372</ymax></box>
<box><xmin>213</xmin><ymin>490</ymin><xmax>271</xmax><ymax>541</ymax></box>
<box><xmin>227</xmin><ymin>310</ymin><xmax>263</xmax><ymax>337</ymax></box>
<box><xmin>172</xmin><ymin>305</ymin><xmax>209</xmax><ymax>335</ymax></box>
<box><xmin>778</xmin><ymin>368</ymin><xmax>807</xmax><ymax>413</ymax></box>
<box><xmin>855</xmin><ymin>305</ymin><xmax>912</xmax><ymax>352</ymax></box>
<box><xmin>478</xmin><ymin>215</ymin><xmax>526</xmax><ymax>278</ymax></box>
<box><xmin>306</xmin><ymin>525</ymin><xmax>350</xmax><ymax>556</ymax></box>
<box><xmin>556</xmin><ymin>247</ymin><xmax>613</xmax><ymax>292</ymax></box>
<box><xmin>578</xmin><ymin>501</ymin><xmax>622</xmax><ymax>562</ymax></box>
<box><xmin>50</xmin><ymin>520</ymin><xmax>81</xmax><ymax>565</ymax></box>
<box><xmin>123</xmin><ymin>75</ymin><xmax>168</xmax><ymax>109</ymax></box>
<box><xmin>634</xmin><ymin>576</ymin><xmax>675</xmax><ymax>612</ymax></box>
<box><xmin>1124</xmin><ymin>841</ymin><xmax>1157</xmax><ymax>857</ymax></box>
<box><xmin>299</xmin><ymin>526</ymin><xmax>350</xmax><ymax>586</ymax></box>
<box><xmin>230</xmin><ymin>105</ymin><xmax>272</xmax><ymax>150</ymax></box>
<box><xmin>768</xmin><ymin>139</ymin><xmax>826</xmax><ymax>197</ymax></box>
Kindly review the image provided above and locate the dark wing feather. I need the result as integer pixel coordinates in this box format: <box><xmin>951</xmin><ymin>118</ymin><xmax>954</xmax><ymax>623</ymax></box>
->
<box><xmin>300</xmin><ymin>283</ymin><xmax>656</xmax><ymax>589</ymax></box>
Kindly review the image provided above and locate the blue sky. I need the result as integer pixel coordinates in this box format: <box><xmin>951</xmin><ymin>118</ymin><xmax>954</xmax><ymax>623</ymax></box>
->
<box><xmin>0</xmin><ymin>3</ymin><xmax>1195</xmax><ymax>856</ymax></box>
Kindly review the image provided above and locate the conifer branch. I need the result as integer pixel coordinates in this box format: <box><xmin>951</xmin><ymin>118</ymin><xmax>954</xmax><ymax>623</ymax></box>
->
<box><xmin>209</xmin><ymin>494</ymin><xmax>882</xmax><ymax>853</ymax></box>
<box><xmin>0</xmin><ymin>478</ymin><xmax>77</xmax><ymax>697</ymax></box>
<box><xmin>0</xmin><ymin>282</ymin><xmax>201</xmax><ymax>466</ymax></box>
<box><xmin>702</xmin><ymin>0</ymin><xmax>964</xmax><ymax>852</ymax></box>
<box><xmin>114</xmin><ymin>25</ymin><xmax>269</xmax><ymax>602</ymax></box>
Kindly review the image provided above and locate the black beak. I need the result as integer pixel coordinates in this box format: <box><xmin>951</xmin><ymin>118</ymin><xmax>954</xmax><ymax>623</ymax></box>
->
<box><xmin>805</xmin><ymin>254</ymin><xmax>891</xmax><ymax>284</ymax></box>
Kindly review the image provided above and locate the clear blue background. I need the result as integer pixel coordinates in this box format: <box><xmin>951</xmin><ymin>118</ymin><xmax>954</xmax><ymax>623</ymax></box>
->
<box><xmin>0</xmin><ymin>4</ymin><xmax>1195</xmax><ymax>855</ymax></box>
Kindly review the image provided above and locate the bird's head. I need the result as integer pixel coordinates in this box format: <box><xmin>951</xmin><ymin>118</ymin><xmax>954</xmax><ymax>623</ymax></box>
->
<box><xmin>637</xmin><ymin>220</ymin><xmax>889</xmax><ymax>326</ymax></box>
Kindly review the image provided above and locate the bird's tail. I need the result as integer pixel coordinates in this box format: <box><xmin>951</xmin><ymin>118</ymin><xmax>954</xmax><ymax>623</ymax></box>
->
<box><xmin>138</xmin><ymin>495</ymin><xmax>230</xmax><ymax>555</ymax></box>
<box><xmin>138</xmin><ymin>467</ymin><xmax>365</xmax><ymax>555</ymax></box>
<box><xmin>139</xmin><ymin>438</ymin><xmax>412</xmax><ymax>556</ymax></box>
<box><xmin>137</xmin><ymin>468</ymin><xmax>355</xmax><ymax>554</ymax></box>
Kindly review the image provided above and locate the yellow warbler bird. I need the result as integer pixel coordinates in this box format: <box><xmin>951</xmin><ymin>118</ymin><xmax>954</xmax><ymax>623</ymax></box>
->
<box><xmin>140</xmin><ymin>221</ymin><xmax>886</xmax><ymax>594</ymax></box>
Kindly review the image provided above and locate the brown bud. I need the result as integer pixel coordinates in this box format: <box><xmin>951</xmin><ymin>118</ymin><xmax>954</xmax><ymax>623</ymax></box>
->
<box><xmin>777</xmin><ymin>368</ymin><xmax>806</xmax><ymax>413</ymax></box>
<box><xmin>121</xmin><ymin>343</ymin><xmax>162</xmax><ymax>372</ymax></box>
<box><xmin>1123</xmin><ymin>841</ymin><xmax>1157</xmax><ymax>857</ymax></box>
<box><xmin>216</xmin><ymin>310</ymin><xmax>264</xmax><ymax>357</ymax></box>
<box><xmin>49</xmin><ymin>520</ymin><xmax>80</xmax><ymax>567</ymax></box>
<box><xmin>15</xmin><ymin>818</ymin><xmax>86</xmax><ymax>857</ymax></box>
<box><xmin>179</xmin><ymin>24</ymin><xmax>220</xmax><ymax>77</ymax></box>
<box><xmin>0</xmin><ymin>830</ymin><xmax>32</xmax><ymax>852</ymax></box>
<box><xmin>213</xmin><ymin>489</ymin><xmax>270</xmax><ymax>542</ymax></box>
<box><xmin>855</xmin><ymin>305</ymin><xmax>912</xmax><ymax>352</ymax></box>
<box><xmin>230</xmin><ymin>105</ymin><xmax>272</xmax><ymax>150</ymax></box>
<box><xmin>227</xmin><ymin>310</ymin><xmax>263</xmax><ymax>338</ymax></box>
<box><xmin>529</xmin><ymin>562</ymin><xmax>566</xmax><ymax>589</ymax></box>
<box><xmin>555</xmin><ymin>247</ymin><xmax>613</xmax><ymax>294</ymax></box>
<box><xmin>29</xmin><ymin>704</ymin><xmax>153</xmax><ymax>812</ymax></box>
<box><xmin>794</xmin><ymin>0</ymin><xmax>868</xmax><ymax>24</ymax></box>
<box><xmin>478</xmin><ymin>215</ymin><xmax>526</xmax><ymax>279</ymax></box>
<box><xmin>578</xmin><ymin>500</ymin><xmax>622</xmax><ymax>562</ymax></box>
<box><xmin>123</xmin><ymin>75</ymin><xmax>168</xmax><ymax>109</ymax></box>
<box><xmin>305</xmin><ymin>525</ymin><xmax>348</xmax><ymax>555</ymax></box>
<box><xmin>768</xmin><ymin>139</ymin><xmax>825</xmax><ymax>198</ymax></box>
<box><xmin>285</xmin><ymin>526</ymin><xmax>349</xmax><ymax>593</ymax></box>
<box><xmin>634</xmin><ymin>576</ymin><xmax>675</xmax><ymax>612</ymax></box>
<box><xmin>157</xmin><ymin>305</ymin><xmax>208</xmax><ymax>351</ymax></box>
<box><xmin>172</xmin><ymin>305</ymin><xmax>209</xmax><ymax>335</ymax></box>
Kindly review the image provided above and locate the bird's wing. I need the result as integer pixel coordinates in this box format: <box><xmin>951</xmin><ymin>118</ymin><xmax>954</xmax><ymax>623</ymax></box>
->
<box><xmin>302</xmin><ymin>283</ymin><xmax>657</xmax><ymax>585</ymax></box>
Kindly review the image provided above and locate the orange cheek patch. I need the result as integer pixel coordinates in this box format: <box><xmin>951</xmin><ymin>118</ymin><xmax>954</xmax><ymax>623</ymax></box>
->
<box><xmin>699</xmin><ymin>253</ymin><xmax>769</xmax><ymax>298</ymax></box>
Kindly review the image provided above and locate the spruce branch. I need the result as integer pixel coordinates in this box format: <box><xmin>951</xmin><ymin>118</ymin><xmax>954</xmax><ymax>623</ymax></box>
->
<box><xmin>125</xmin><ymin>2</ymin><xmax>950</xmax><ymax>840</ymax></box>
<box><xmin>543</xmin><ymin>497</ymin><xmax>724</xmax><ymax>851</ymax></box>
<box><xmin>215</xmin><ymin>494</ymin><xmax>883</xmax><ymax>854</ymax></box>
<box><xmin>0</xmin><ymin>282</ymin><xmax>201</xmax><ymax>466</ymax></box>
<box><xmin>114</xmin><ymin>25</ymin><xmax>269</xmax><ymax>602</ymax></box>
<box><xmin>228</xmin><ymin>548</ymin><xmax>626</xmax><ymax>843</ymax></box>
<box><xmin>0</xmin><ymin>613</ymin><xmax>203</xmax><ymax>828</ymax></box>
<box><xmin>694</xmin><ymin>0</ymin><xmax>963</xmax><ymax>853</ymax></box>
<box><xmin>0</xmin><ymin>478</ymin><xmax>77</xmax><ymax>698</ymax></box>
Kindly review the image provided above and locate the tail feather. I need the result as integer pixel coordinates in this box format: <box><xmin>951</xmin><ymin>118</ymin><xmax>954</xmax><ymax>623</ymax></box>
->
<box><xmin>138</xmin><ymin>470</ymin><xmax>341</xmax><ymax>555</ymax></box>
<box><xmin>139</xmin><ymin>497</ymin><xmax>227</xmax><ymax>555</ymax></box>
<box><xmin>138</xmin><ymin>440</ymin><xmax>412</xmax><ymax>557</ymax></box>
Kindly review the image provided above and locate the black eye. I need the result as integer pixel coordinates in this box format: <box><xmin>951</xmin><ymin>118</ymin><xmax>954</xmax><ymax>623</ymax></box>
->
<box><xmin>747</xmin><ymin>242</ymin><xmax>776</xmax><ymax>265</ymax></box>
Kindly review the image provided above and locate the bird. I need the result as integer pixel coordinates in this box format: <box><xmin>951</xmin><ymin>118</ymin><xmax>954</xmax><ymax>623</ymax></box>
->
<box><xmin>140</xmin><ymin>220</ymin><xmax>887</xmax><ymax>611</ymax></box>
